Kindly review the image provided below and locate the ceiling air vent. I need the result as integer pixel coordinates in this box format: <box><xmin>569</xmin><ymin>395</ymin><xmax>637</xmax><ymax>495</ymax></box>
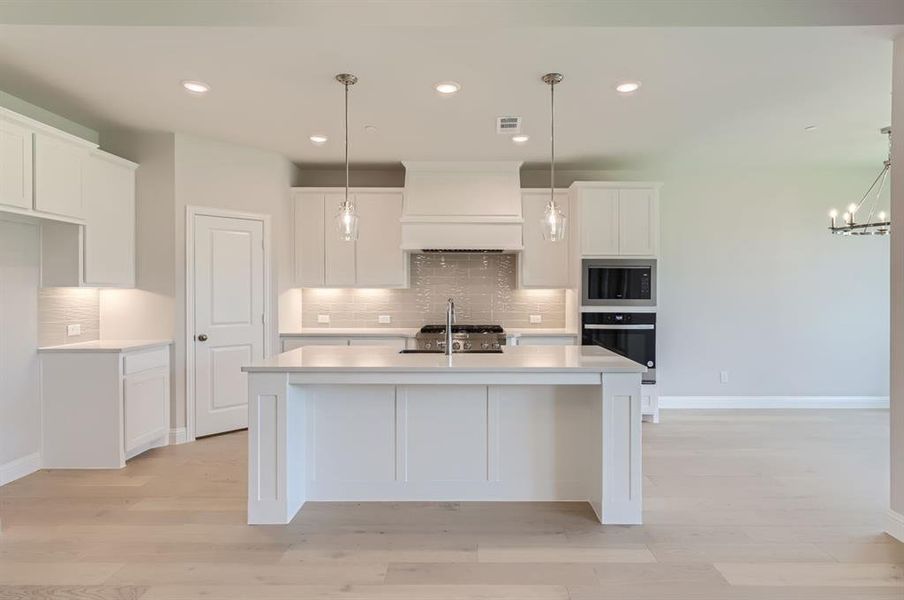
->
<box><xmin>496</xmin><ymin>116</ymin><xmax>522</xmax><ymax>135</ymax></box>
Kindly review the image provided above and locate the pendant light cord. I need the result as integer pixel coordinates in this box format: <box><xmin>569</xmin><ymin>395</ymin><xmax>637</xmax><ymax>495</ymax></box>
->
<box><xmin>549</xmin><ymin>78</ymin><xmax>555</xmax><ymax>209</ymax></box>
<box><xmin>344</xmin><ymin>80</ymin><xmax>350</xmax><ymax>208</ymax></box>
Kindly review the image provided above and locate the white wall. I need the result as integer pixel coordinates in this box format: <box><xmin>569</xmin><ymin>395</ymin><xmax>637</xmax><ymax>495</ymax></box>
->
<box><xmin>889</xmin><ymin>34</ymin><xmax>904</xmax><ymax>534</ymax></box>
<box><xmin>99</xmin><ymin>130</ymin><xmax>300</xmax><ymax>433</ymax></box>
<box><xmin>657</xmin><ymin>167</ymin><xmax>889</xmax><ymax>398</ymax></box>
<box><xmin>0</xmin><ymin>218</ymin><xmax>41</xmax><ymax>481</ymax></box>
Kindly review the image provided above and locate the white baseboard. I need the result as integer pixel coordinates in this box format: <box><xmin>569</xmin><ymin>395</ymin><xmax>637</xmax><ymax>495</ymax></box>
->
<box><xmin>169</xmin><ymin>428</ymin><xmax>188</xmax><ymax>445</ymax></box>
<box><xmin>0</xmin><ymin>452</ymin><xmax>41</xmax><ymax>486</ymax></box>
<box><xmin>886</xmin><ymin>509</ymin><xmax>904</xmax><ymax>543</ymax></box>
<box><xmin>659</xmin><ymin>396</ymin><xmax>889</xmax><ymax>409</ymax></box>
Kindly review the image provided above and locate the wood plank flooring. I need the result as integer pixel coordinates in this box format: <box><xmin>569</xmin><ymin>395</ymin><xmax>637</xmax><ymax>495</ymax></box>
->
<box><xmin>1</xmin><ymin>409</ymin><xmax>901</xmax><ymax>599</ymax></box>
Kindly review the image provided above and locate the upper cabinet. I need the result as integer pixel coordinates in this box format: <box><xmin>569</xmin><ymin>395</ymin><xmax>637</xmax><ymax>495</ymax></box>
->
<box><xmin>82</xmin><ymin>151</ymin><xmax>138</xmax><ymax>287</ymax></box>
<box><xmin>520</xmin><ymin>189</ymin><xmax>570</xmax><ymax>288</ymax></box>
<box><xmin>0</xmin><ymin>116</ymin><xmax>34</xmax><ymax>210</ymax></box>
<box><xmin>33</xmin><ymin>132</ymin><xmax>90</xmax><ymax>219</ymax></box>
<box><xmin>576</xmin><ymin>183</ymin><xmax>660</xmax><ymax>258</ymax></box>
<box><xmin>294</xmin><ymin>188</ymin><xmax>407</xmax><ymax>288</ymax></box>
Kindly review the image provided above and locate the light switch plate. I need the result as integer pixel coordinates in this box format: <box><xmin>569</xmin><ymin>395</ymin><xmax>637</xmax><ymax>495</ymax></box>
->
<box><xmin>317</xmin><ymin>314</ymin><xmax>330</xmax><ymax>324</ymax></box>
<box><xmin>529</xmin><ymin>315</ymin><xmax>542</xmax><ymax>324</ymax></box>
<box><xmin>67</xmin><ymin>324</ymin><xmax>81</xmax><ymax>337</ymax></box>
<box><xmin>378</xmin><ymin>315</ymin><xmax>392</xmax><ymax>324</ymax></box>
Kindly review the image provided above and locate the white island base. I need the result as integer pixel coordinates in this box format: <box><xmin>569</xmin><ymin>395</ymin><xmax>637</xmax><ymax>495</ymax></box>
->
<box><xmin>244</xmin><ymin>346</ymin><xmax>644</xmax><ymax>526</ymax></box>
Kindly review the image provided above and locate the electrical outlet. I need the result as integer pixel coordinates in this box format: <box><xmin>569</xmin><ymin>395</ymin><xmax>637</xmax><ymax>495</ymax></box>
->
<box><xmin>378</xmin><ymin>315</ymin><xmax>392</xmax><ymax>324</ymax></box>
<box><xmin>720</xmin><ymin>370</ymin><xmax>729</xmax><ymax>384</ymax></box>
<box><xmin>317</xmin><ymin>314</ymin><xmax>330</xmax><ymax>324</ymax></box>
<box><xmin>529</xmin><ymin>315</ymin><xmax>542</xmax><ymax>324</ymax></box>
<box><xmin>66</xmin><ymin>324</ymin><xmax>82</xmax><ymax>337</ymax></box>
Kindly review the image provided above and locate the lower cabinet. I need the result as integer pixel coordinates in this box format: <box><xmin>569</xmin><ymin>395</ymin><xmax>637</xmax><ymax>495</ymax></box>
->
<box><xmin>513</xmin><ymin>335</ymin><xmax>578</xmax><ymax>346</ymax></box>
<box><xmin>282</xmin><ymin>335</ymin><xmax>410</xmax><ymax>352</ymax></box>
<box><xmin>641</xmin><ymin>383</ymin><xmax>660</xmax><ymax>423</ymax></box>
<box><xmin>41</xmin><ymin>344</ymin><xmax>171</xmax><ymax>468</ymax></box>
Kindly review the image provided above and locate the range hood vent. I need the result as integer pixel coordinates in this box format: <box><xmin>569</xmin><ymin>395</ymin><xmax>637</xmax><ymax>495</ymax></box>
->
<box><xmin>401</xmin><ymin>161</ymin><xmax>524</xmax><ymax>252</ymax></box>
<box><xmin>421</xmin><ymin>248</ymin><xmax>504</xmax><ymax>254</ymax></box>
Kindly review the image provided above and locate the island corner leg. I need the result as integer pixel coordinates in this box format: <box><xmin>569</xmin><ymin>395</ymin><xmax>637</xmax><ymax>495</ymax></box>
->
<box><xmin>591</xmin><ymin>372</ymin><xmax>643</xmax><ymax>525</ymax></box>
<box><xmin>247</xmin><ymin>372</ymin><xmax>306</xmax><ymax>525</ymax></box>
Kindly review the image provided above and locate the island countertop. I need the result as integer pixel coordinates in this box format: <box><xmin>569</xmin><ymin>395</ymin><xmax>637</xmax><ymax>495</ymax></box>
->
<box><xmin>242</xmin><ymin>344</ymin><xmax>645</xmax><ymax>374</ymax></box>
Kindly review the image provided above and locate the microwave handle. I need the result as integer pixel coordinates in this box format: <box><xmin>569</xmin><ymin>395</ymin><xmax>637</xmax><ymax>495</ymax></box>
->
<box><xmin>583</xmin><ymin>324</ymin><xmax>655</xmax><ymax>330</ymax></box>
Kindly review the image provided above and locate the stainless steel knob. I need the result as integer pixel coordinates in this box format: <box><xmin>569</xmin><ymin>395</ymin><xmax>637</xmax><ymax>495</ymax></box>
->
<box><xmin>452</xmin><ymin>341</ymin><xmax>461</xmax><ymax>351</ymax></box>
<box><xmin>197</xmin><ymin>334</ymin><xmax>208</xmax><ymax>342</ymax></box>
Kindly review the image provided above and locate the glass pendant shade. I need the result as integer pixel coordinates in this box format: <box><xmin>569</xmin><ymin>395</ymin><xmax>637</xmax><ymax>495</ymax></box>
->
<box><xmin>336</xmin><ymin>200</ymin><xmax>359</xmax><ymax>242</ymax></box>
<box><xmin>541</xmin><ymin>200</ymin><xmax>567</xmax><ymax>242</ymax></box>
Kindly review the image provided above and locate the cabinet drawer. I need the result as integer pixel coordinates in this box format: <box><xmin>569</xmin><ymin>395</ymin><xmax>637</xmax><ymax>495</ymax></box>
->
<box><xmin>124</xmin><ymin>347</ymin><xmax>169</xmax><ymax>375</ymax></box>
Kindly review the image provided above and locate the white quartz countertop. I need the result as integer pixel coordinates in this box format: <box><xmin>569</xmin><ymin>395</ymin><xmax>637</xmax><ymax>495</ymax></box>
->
<box><xmin>280</xmin><ymin>328</ymin><xmax>578</xmax><ymax>338</ymax></box>
<box><xmin>243</xmin><ymin>344</ymin><xmax>644</xmax><ymax>374</ymax></box>
<box><xmin>38</xmin><ymin>339</ymin><xmax>173</xmax><ymax>353</ymax></box>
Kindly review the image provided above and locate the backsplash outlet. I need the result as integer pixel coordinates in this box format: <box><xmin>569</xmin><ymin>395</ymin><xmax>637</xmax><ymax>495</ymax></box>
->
<box><xmin>39</xmin><ymin>288</ymin><xmax>100</xmax><ymax>347</ymax></box>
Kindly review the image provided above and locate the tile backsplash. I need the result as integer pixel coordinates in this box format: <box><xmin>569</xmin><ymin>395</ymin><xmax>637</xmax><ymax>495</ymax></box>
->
<box><xmin>302</xmin><ymin>253</ymin><xmax>565</xmax><ymax>329</ymax></box>
<box><xmin>38</xmin><ymin>288</ymin><xmax>100</xmax><ymax>347</ymax></box>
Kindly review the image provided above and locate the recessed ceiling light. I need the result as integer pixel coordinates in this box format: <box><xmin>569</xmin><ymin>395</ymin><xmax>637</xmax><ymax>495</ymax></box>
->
<box><xmin>309</xmin><ymin>134</ymin><xmax>328</xmax><ymax>145</ymax></box>
<box><xmin>512</xmin><ymin>135</ymin><xmax>529</xmax><ymax>144</ymax></box>
<box><xmin>615</xmin><ymin>81</ymin><xmax>641</xmax><ymax>94</ymax></box>
<box><xmin>435</xmin><ymin>81</ymin><xmax>461</xmax><ymax>95</ymax></box>
<box><xmin>181</xmin><ymin>80</ymin><xmax>210</xmax><ymax>94</ymax></box>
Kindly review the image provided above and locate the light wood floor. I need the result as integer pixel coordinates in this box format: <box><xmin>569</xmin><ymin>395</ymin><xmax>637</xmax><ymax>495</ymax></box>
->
<box><xmin>1</xmin><ymin>410</ymin><xmax>901</xmax><ymax>599</ymax></box>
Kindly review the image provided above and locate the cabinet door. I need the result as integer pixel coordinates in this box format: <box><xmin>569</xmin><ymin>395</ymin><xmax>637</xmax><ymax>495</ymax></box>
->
<box><xmin>355</xmin><ymin>191</ymin><xmax>406</xmax><ymax>287</ymax></box>
<box><xmin>618</xmin><ymin>188</ymin><xmax>656</xmax><ymax>256</ymax></box>
<box><xmin>580</xmin><ymin>188</ymin><xmax>619</xmax><ymax>256</ymax></box>
<box><xmin>0</xmin><ymin>118</ymin><xmax>33</xmax><ymax>210</ymax></box>
<box><xmin>348</xmin><ymin>336</ymin><xmax>407</xmax><ymax>350</ymax></box>
<box><xmin>34</xmin><ymin>133</ymin><xmax>87</xmax><ymax>219</ymax></box>
<box><xmin>520</xmin><ymin>190</ymin><xmax>569</xmax><ymax>288</ymax></box>
<box><xmin>323</xmin><ymin>192</ymin><xmax>357</xmax><ymax>286</ymax></box>
<box><xmin>82</xmin><ymin>153</ymin><xmax>136</xmax><ymax>286</ymax></box>
<box><xmin>123</xmin><ymin>367</ymin><xmax>169</xmax><ymax>455</ymax></box>
<box><xmin>295</xmin><ymin>191</ymin><xmax>326</xmax><ymax>286</ymax></box>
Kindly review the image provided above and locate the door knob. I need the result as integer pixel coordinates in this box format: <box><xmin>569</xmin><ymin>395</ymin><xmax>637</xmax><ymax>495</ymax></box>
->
<box><xmin>197</xmin><ymin>334</ymin><xmax>208</xmax><ymax>342</ymax></box>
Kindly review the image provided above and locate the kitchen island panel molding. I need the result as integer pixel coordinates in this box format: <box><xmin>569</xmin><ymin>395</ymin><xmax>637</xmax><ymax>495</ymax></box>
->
<box><xmin>245</xmin><ymin>345</ymin><xmax>644</xmax><ymax>525</ymax></box>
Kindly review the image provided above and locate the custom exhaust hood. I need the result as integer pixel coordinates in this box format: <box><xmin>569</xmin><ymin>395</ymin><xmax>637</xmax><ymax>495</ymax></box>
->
<box><xmin>400</xmin><ymin>161</ymin><xmax>524</xmax><ymax>252</ymax></box>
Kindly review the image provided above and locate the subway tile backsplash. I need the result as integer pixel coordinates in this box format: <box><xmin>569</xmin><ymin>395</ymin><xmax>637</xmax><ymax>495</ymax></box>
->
<box><xmin>38</xmin><ymin>288</ymin><xmax>100</xmax><ymax>347</ymax></box>
<box><xmin>302</xmin><ymin>253</ymin><xmax>565</xmax><ymax>329</ymax></box>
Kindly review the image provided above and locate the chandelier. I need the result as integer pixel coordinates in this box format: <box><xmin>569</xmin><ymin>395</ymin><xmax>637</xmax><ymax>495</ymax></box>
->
<box><xmin>828</xmin><ymin>127</ymin><xmax>891</xmax><ymax>236</ymax></box>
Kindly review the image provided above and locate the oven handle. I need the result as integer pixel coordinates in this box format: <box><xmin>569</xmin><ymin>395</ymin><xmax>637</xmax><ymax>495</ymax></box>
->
<box><xmin>583</xmin><ymin>324</ymin><xmax>655</xmax><ymax>330</ymax></box>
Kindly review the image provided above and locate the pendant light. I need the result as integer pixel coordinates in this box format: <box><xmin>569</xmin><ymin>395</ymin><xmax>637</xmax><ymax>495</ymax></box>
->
<box><xmin>336</xmin><ymin>73</ymin><xmax>359</xmax><ymax>242</ymax></box>
<box><xmin>541</xmin><ymin>73</ymin><xmax>566</xmax><ymax>242</ymax></box>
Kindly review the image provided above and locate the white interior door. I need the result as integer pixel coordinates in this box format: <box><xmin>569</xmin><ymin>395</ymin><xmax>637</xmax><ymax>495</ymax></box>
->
<box><xmin>193</xmin><ymin>214</ymin><xmax>265</xmax><ymax>437</ymax></box>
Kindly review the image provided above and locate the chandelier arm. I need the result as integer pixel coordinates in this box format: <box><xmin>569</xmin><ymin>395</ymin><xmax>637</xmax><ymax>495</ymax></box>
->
<box><xmin>854</xmin><ymin>164</ymin><xmax>889</xmax><ymax>214</ymax></box>
<box><xmin>863</xmin><ymin>164</ymin><xmax>889</xmax><ymax>226</ymax></box>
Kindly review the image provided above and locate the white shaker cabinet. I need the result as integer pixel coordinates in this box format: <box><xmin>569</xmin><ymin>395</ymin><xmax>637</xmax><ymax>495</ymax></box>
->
<box><xmin>576</xmin><ymin>183</ymin><xmax>660</xmax><ymax>258</ymax></box>
<box><xmin>355</xmin><ymin>192</ymin><xmax>406</xmax><ymax>287</ymax></box>
<box><xmin>82</xmin><ymin>151</ymin><xmax>138</xmax><ymax>287</ymax></box>
<box><xmin>0</xmin><ymin>116</ymin><xmax>33</xmax><ymax>210</ymax></box>
<box><xmin>40</xmin><ymin>343</ymin><xmax>171</xmax><ymax>469</ymax></box>
<box><xmin>294</xmin><ymin>188</ymin><xmax>407</xmax><ymax>288</ymax></box>
<box><xmin>520</xmin><ymin>189</ymin><xmax>570</xmax><ymax>288</ymax></box>
<box><xmin>33</xmin><ymin>132</ymin><xmax>89</xmax><ymax>219</ymax></box>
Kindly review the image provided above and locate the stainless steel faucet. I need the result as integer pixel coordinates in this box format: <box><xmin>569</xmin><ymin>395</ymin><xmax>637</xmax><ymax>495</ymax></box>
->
<box><xmin>445</xmin><ymin>297</ymin><xmax>456</xmax><ymax>356</ymax></box>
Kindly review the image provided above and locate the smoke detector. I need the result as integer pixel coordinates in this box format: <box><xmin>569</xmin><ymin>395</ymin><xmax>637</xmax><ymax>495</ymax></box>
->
<box><xmin>496</xmin><ymin>116</ymin><xmax>522</xmax><ymax>134</ymax></box>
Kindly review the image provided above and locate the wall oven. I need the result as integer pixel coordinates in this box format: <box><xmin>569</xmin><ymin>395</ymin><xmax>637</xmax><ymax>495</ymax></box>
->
<box><xmin>582</xmin><ymin>259</ymin><xmax>656</xmax><ymax>307</ymax></box>
<box><xmin>582</xmin><ymin>312</ymin><xmax>656</xmax><ymax>383</ymax></box>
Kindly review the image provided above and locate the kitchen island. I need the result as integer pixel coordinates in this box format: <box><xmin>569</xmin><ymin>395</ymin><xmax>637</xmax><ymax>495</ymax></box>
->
<box><xmin>242</xmin><ymin>345</ymin><xmax>645</xmax><ymax>525</ymax></box>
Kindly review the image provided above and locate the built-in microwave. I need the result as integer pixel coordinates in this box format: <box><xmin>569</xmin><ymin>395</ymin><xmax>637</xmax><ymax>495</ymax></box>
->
<box><xmin>582</xmin><ymin>259</ymin><xmax>656</xmax><ymax>307</ymax></box>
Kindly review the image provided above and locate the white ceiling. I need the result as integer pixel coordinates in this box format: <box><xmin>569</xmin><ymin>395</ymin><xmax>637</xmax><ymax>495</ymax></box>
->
<box><xmin>0</xmin><ymin>14</ymin><xmax>899</xmax><ymax>170</ymax></box>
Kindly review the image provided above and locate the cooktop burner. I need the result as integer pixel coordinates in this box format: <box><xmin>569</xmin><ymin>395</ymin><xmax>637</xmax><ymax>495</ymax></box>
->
<box><xmin>419</xmin><ymin>324</ymin><xmax>505</xmax><ymax>334</ymax></box>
